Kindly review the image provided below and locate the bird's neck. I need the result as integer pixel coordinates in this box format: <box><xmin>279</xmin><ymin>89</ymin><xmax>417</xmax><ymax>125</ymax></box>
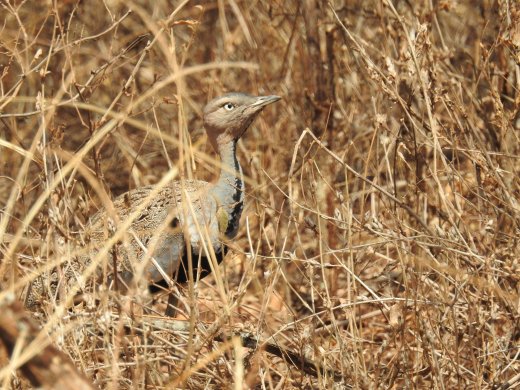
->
<box><xmin>211</xmin><ymin>140</ymin><xmax>245</xmax><ymax>238</ymax></box>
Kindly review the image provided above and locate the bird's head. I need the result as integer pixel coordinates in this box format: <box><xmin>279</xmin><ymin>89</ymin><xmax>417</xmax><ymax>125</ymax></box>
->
<box><xmin>203</xmin><ymin>92</ymin><xmax>280</xmax><ymax>150</ymax></box>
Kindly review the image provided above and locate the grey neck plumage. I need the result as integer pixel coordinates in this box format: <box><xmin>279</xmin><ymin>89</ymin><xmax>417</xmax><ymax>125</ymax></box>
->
<box><xmin>211</xmin><ymin>140</ymin><xmax>244</xmax><ymax>238</ymax></box>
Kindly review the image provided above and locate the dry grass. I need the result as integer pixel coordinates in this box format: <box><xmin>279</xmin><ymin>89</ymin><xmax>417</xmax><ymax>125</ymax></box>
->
<box><xmin>1</xmin><ymin>0</ymin><xmax>519</xmax><ymax>388</ymax></box>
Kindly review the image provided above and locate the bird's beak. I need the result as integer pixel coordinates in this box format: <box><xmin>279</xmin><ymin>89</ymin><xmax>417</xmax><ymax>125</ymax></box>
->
<box><xmin>251</xmin><ymin>95</ymin><xmax>281</xmax><ymax>108</ymax></box>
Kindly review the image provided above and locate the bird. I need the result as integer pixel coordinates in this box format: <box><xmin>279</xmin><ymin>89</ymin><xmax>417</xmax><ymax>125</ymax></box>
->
<box><xmin>25</xmin><ymin>92</ymin><xmax>281</xmax><ymax>315</ymax></box>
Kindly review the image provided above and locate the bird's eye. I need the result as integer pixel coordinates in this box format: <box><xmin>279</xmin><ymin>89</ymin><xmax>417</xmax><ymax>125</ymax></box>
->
<box><xmin>223</xmin><ymin>103</ymin><xmax>235</xmax><ymax>111</ymax></box>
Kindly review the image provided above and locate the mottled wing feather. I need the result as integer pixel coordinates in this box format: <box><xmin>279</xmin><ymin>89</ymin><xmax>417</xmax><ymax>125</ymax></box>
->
<box><xmin>25</xmin><ymin>179</ymin><xmax>221</xmax><ymax>307</ymax></box>
<box><xmin>85</xmin><ymin>179</ymin><xmax>220</xmax><ymax>284</ymax></box>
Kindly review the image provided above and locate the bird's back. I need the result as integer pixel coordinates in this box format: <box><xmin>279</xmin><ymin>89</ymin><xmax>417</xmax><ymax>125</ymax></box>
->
<box><xmin>85</xmin><ymin>179</ymin><xmax>222</xmax><ymax>284</ymax></box>
<box><xmin>25</xmin><ymin>179</ymin><xmax>223</xmax><ymax>307</ymax></box>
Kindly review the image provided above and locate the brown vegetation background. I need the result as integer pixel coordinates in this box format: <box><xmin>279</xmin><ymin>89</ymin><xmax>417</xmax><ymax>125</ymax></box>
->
<box><xmin>1</xmin><ymin>0</ymin><xmax>519</xmax><ymax>388</ymax></box>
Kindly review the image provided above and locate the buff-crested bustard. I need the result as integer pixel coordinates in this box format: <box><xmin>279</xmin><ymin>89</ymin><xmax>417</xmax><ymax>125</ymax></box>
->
<box><xmin>25</xmin><ymin>92</ymin><xmax>281</xmax><ymax>316</ymax></box>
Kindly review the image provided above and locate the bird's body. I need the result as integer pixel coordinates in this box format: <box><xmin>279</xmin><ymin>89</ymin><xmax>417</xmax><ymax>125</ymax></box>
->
<box><xmin>25</xmin><ymin>92</ymin><xmax>280</xmax><ymax>311</ymax></box>
<box><xmin>85</xmin><ymin>179</ymin><xmax>218</xmax><ymax>285</ymax></box>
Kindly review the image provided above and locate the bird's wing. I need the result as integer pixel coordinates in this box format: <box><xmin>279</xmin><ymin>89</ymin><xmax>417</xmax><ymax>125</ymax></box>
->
<box><xmin>85</xmin><ymin>180</ymin><xmax>220</xmax><ymax>284</ymax></box>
